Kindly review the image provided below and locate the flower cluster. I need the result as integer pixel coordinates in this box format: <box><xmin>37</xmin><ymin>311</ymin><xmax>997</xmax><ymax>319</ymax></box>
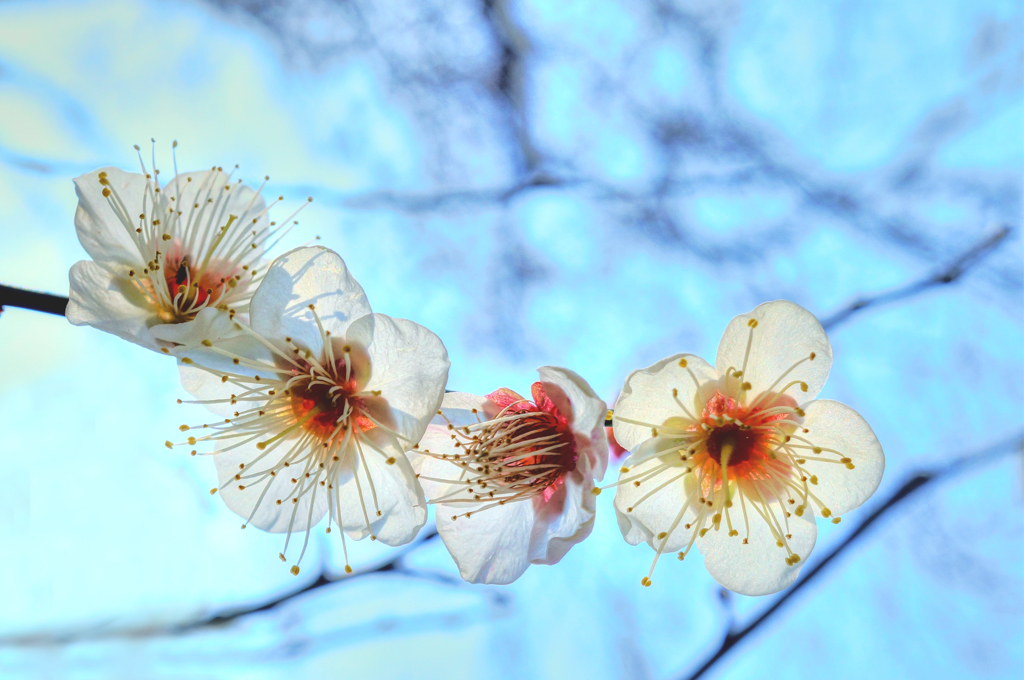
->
<box><xmin>69</xmin><ymin>150</ymin><xmax>884</xmax><ymax>594</ymax></box>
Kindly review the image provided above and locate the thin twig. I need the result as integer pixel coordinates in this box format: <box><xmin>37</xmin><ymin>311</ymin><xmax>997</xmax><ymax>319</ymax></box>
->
<box><xmin>0</xmin><ymin>284</ymin><xmax>68</xmax><ymax>316</ymax></box>
<box><xmin>676</xmin><ymin>432</ymin><xmax>1023</xmax><ymax>680</ymax></box>
<box><xmin>821</xmin><ymin>225</ymin><xmax>1011</xmax><ymax>331</ymax></box>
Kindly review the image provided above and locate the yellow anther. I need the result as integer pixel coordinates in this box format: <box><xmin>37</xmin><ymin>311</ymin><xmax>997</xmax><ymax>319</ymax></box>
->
<box><xmin>201</xmin><ymin>339</ymin><xmax>213</xmax><ymax>347</ymax></box>
<box><xmin>164</xmin><ymin>441</ymin><xmax>173</xmax><ymax>449</ymax></box>
<box><xmin>344</xmin><ymin>565</ymin><xmax>353</xmax><ymax>574</ymax></box>
<box><xmin>187</xmin><ymin>437</ymin><xmax>196</xmax><ymax>445</ymax></box>
<box><xmin>747</xmin><ymin>319</ymin><xmax>758</xmax><ymax>328</ymax></box>
<box><xmin>290</xmin><ymin>565</ymin><xmax>300</xmax><ymax>576</ymax></box>
<box><xmin>102</xmin><ymin>187</ymin><xmax>111</xmax><ymax>197</ymax></box>
<box><xmin>821</xmin><ymin>508</ymin><xmax>832</xmax><ymax>518</ymax></box>
<box><xmin>591</xmin><ymin>487</ymin><xmax>601</xmax><ymax>495</ymax></box>
<box><xmin>657</xmin><ymin>532</ymin><xmax>667</xmax><ymax>539</ymax></box>
<box><xmin>210</xmin><ymin>488</ymin><xmax>217</xmax><ymax>495</ymax></box>
<box><xmin>678</xmin><ymin>358</ymin><xmax>688</xmax><ymax>368</ymax></box>
<box><xmin>179</xmin><ymin>425</ymin><xmax>189</xmax><ymax>432</ymax></box>
<box><xmin>741</xmin><ymin>382</ymin><xmax>752</xmax><ymax>391</ymax></box>
<box><xmin>641</xmin><ymin>577</ymin><xmax>652</xmax><ymax>587</ymax></box>
<box><xmin>832</xmin><ymin>517</ymin><xmax>842</xmax><ymax>524</ymax></box>
<box><xmin>385</xmin><ymin>457</ymin><xmax>396</xmax><ymax>465</ymax></box>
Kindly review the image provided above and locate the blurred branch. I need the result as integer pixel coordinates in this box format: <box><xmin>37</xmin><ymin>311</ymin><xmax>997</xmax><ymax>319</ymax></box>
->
<box><xmin>180</xmin><ymin>527</ymin><xmax>442</xmax><ymax>631</ymax></box>
<box><xmin>675</xmin><ymin>432</ymin><xmax>1023</xmax><ymax>680</ymax></box>
<box><xmin>821</xmin><ymin>225</ymin><xmax>1011</xmax><ymax>331</ymax></box>
<box><xmin>1</xmin><ymin>225</ymin><xmax>1010</xmax><ymax>322</ymax></box>
<box><xmin>0</xmin><ymin>284</ymin><xmax>68</xmax><ymax>316</ymax></box>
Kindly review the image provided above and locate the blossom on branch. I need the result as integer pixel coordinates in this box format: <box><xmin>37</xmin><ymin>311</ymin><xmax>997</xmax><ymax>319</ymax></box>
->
<box><xmin>67</xmin><ymin>145</ymin><xmax>308</xmax><ymax>352</ymax></box>
<box><xmin>412</xmin><ymin>369</ymin><xmax>608</xmax><ymax>584</ymax></box>
<box><xmin>610</xmin><ymin>300</ymin><xmax>884</xmax><ymax>595</ymax></box>
<box><xmin>167</xmin><ymin>246</ymin><xmax>450</xmax><ymax>575</ymax></box>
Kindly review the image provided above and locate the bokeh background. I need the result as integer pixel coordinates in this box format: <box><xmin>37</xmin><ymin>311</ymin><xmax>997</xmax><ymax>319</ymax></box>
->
<box><xmin>0</xmin><ymin>0</ymin><xmax>1021</xmax><ymax>678</ymax></box>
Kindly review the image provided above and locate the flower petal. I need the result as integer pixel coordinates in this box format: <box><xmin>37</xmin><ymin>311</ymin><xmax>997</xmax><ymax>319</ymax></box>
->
<box><xmin>214</xmin><ymin>435</ymin><xmax>329</xmax><ymax>534</ymax></box>
<box><xmin>437</xmin><ymin>497</ymin><xmax>535</xmax><ymax>585</ymax></box>
<box><xmin>795</xmin><ymin>400</ymin><xmax>884</xmax><ymax>516</ymax></box>
<box><xmin>173</xmin><ymin>328</ymin><xmax>277</xmax><ymax>417</ymax></box>
<box><xmin>716</xmin><ymin>300</ymin><xmax>832</xmax><ymax>402</ymax></box>
<box><xmin>438</xmin><ymin>392</ymin><xmax>492</xmax><ymax>427</ymax></box>
<box><xmin>408</xmin><ymin>424</ymin><xmax>464</xmax><ymax>503</ymax></box>
<box><xmin>537</xmin><ymin>365</ymin><xmax>610</xmax><ymax>478</ymax></box>
<box><xmin>346</xmin><ymin>313</ymin><xmax>450</xmax><ymax>445</ymax></box>
<box><xmin>66</xmin><ymin>259</ymin><xmax>157</xmax><ymax>350</ymax></box>
<box><xmin>150</xmin><ymin>306</ymin><xmax>244</xmax><ymax>347</ymax></box>
<box><xmin>528</xmin><ymin>474</ymin><xmax>596</xmax><ymax>565</ymax></box>
<box><xmin>613</xmin><ymin>454</ymin><xmax>695</xmax><ymax>552</ymax></box>
<box><xmin>613</xmin><ymin>353</ymin><xmax>717</xmax><ymax>453</ymax></box>
<box><xmin>698</xmin><ymin>496</ymin><xmax>817</xmax><ymax>596</ymax></box>
<box><xmin>73</xmin><ymin>167</ymin><xmax>151</xmax><ymax>272</ymax></box>
<box><xmin>331</xmin><ymin>428</ymin><xmax>427</xmax><ymax>546</ymax></box>
<box><xmin>250</xmin><ymin>246</ymin><xmax>371</xmax><ymax>354</ymax></box>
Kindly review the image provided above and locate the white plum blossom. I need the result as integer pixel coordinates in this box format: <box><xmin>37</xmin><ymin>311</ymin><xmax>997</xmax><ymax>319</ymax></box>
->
<box><xmin>67</xmin><ymin>145</ymin><xmax>309</xmax><ymax>352</ymax></box>
<box><xmin>611</xmin><ymin>300</ymin><xmax>884</xmax><ymax>595</ymax></box>
<box><xmin>412</xmin><ymin>369</ymin><xmax>608</xmax><ymax>584</ymax></box>
<box><xmin>167</xmin><ymin>246</ymin><xmax>450</xmax><ymax>575</ymax></box>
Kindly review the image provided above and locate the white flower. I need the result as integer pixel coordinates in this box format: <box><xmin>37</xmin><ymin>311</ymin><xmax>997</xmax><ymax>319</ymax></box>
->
<box><xmin>611</xmin><ymin>300</ymin><xmax>884</xmax><ymax>595</ymax></box>
<box><xmin>412</xmin><ymin>368</ymin><xmax>608</xmax><ymax>584</ymax></box>
<box><xmin>167</xmin><ymin>246</ymin><xmax>450</xmax><ymax>575</ymax></box>
<box><xmin>67</xmin><ymin>147</ymin><xmax>308</xmax><ymax>352</ymax></box>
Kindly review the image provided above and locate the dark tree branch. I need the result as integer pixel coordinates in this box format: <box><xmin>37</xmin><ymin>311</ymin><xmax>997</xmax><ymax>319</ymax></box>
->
<box><xmin>675</xmin><ymin>432</ymin><xmax>1023</xmax><ymax>680</ymax></box>
<box><xmin>0</xmin><ymin>284</ymin><xmax>68</xmax><ymax>316</ymax></box>
<box><xmin>821</xmin><ymin>225</ymin><xmax>1011</xmax><ymax>331</ymax></box>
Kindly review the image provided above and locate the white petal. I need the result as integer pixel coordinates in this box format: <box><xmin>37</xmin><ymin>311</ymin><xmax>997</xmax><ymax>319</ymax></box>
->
<box><xmin>347</xmin><ymin>313</ymin><xmax>450</xmax><ymax>445</ymax></box>
<box><xmin>214</xmin><ymin>435</ymin><xmax>329</xmax><ymax>534</ymax></box>
<box><xmin>331</xmin><ymin>428</ymin><xmax>427</xmax><ymax>546</ymax></box>
<box><xmin>613</xmin><ymin>455</ymin><xmax>694</xmax><ymax>552</ymax></box>
<box><xmin>716</xmin><ymin>300</ymin><xmax>832</xmax><ymax>402</ymax></box>
<box><xmin>161</xmin><ymin>170</ymin><xmax>270</xmax><ymax>260</ymax></box>
<box><xmin>173</xmin><ymin>329</ymin><xmax>277</xmax><ymax>417</ymax></box>
<box><xmin>150</xmin><ymin>306</ymin><xmax>244</xmax><ymax>347</ymax></box>
<box><xmin>537</xmin><ymin>365</ymin><xmax>609</xmax><ymax>478</ymax></box>
<box><xmin>437</xmin><ymin>497</ymin><xmax>535</xmax><ymax>585</ymax></box>
<box><xmin>528</xmin><ymin>474</ymin><xmax>596</xmax><ymax>566</ymax></box>
<box><xmin>250</xmin><ymin>246</ymin><xmax>371</xmax><ymax>354</ymax></box>
<box><xmin>796</xmin><ymin>400</ymin><xmax>885</xmax><ymax>516</ymax></box>
<box><xmin>613</xmin><ymin>353</ymin><xmax>717</xmax><ymax>452</ymax></box>
<box><xmin>439</xmin><ymin>392</ymin><xmax>493</xmax><ymax>427</ymax></box>
<box><xmin>698</xmin><ymin>495</ymin><xmax>817</xmax><ymax>596</ymax></box>
<box><xmin>73</xmin><ymin>168</ymin><xmax>151</xmax><ymax>272</ymax></box>
<box><xmin>408</xmin><ymin>423</ymin><xmax>464</xmax><ymax>501</ymax></box>
<box><xmin>66</xmin><ymin>259</ymin><xmax>158</xmax><ymax>351</ymax></box>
